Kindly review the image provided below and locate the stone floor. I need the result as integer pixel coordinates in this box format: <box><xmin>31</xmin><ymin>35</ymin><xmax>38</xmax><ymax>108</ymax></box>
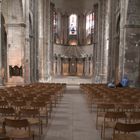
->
<box><xmin>43</xmin><ymin>85</ymin><xmax>100</xmax><ymax>140</ymax></box>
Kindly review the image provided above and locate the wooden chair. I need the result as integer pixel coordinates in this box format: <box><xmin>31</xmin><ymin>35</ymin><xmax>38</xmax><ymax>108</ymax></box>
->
<box><xmin>119</xmin><ymin>104</ymin><xmax>135</xmax><ymax>112</ymax></box>
<box><xmin>0</xmin><ymin>137</ymin><xmax>10</xmax><ymax>140</ymax></box>
<box><xmin>130</xmin><ymin>112</ymin><xmax>140</xmax><ymax>123</ymax></box>
<box><xmin>36</xmin><ymin>95</ymin><xmax>52</xmax><ymax>118</ymax></box>
<box><xmin>12</xmin><ymin>100</ymin><xmax>26</xmax><ymax>112</ymax></box>
<box><xmin>101</xmin><ymin>112</ymin><xmax>127</xmax><ymax>140</ymax></box>
<box><xmin>19</xmin><ymin>108</ymin><xmax>43</xmax><ymax>135</ymax></box>
<box><xmin>30</xmin><ymin>101</ymin><xmax>48</xmax><ymax>126</ymax></box>
<box><xmin>3</xmin><ymin>118</ymin><xmax>34</xmax><ymax>140</ymax></box>
<box><xmin>96</xmin><ymin>103</ymin><xmax>115</xmax><ymax>129</ymax></box>
<box><xmin>0</xmin><ymin>107</ymin><xmax>17</xmax><ymax>123</ymax></box>
<box><xmin>0</xmin><ymin>101</ymin><xmax>8</xmax><ymax>108</ymax></box>
<box><xmin>113</xmin><ymin>122</ymin><xmax>140</xmax><ymax>140</ymax></box>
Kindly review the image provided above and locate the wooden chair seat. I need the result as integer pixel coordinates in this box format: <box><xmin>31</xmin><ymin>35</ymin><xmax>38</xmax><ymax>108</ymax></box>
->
<box><xmin>113</xmin><ymin>133</ymin><xmax>139</xmax><ymax>140</ymax></box>
<box><xmin>0</xmin><ymin>116</ymin><xmax>16</xmax><ymax>124</ymax></box>
<box><xmin>6</xmin><ymin>129</ymin><xmax>32</xmax><ymax>139</ymax></box>
<box><xmin>4</xmin><ymin>119</ymin><xmax>34</xmax><ymax>140</ymax></box>
<box><xmin>104</xmin><ymin>121</ymin><xmax>116</xmax><ymax>128</ymax></box>
<box><xmin>27</xmin><ymin>118</ymin><xmax>41</xmax><ymax>125</ymax></box>
<box><xmin>113</xmin><ymin>122</ymin><xmax>140</xmax><ymax>140</ymax></box>
<box><xmin>0</xmin><ymin>135</ymin><xmax>10</xmax><ymax>140</ymax></box>
<box><xmin>102</xmin><ymin>112</ymin><xmax>127</xmax><ymax>140</ymax></box>
<box><xmin>19</xmin><ymin>109</ymin><xmax>43</xmax><ymax>135</ymax></box>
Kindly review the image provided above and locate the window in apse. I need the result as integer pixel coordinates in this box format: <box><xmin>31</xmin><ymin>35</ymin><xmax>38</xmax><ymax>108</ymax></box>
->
<box><xmin>69</xmin><ymin>14</ymin><xmax>77</xmax><ymax>35</ymax></box>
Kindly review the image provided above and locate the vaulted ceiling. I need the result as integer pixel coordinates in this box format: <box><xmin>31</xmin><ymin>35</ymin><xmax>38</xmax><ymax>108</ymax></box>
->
<box><xmin>51</xmin><ymin>0</ymin><xmax>99</xmax><ymax>13</ymax></box>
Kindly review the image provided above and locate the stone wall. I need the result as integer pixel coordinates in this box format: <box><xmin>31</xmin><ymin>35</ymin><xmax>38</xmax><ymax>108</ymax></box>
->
<box><xmin>2</xmin><ymin>0</ymin><xmax>25</xmax><ymax>85</ymax></box>
<box><xmin>54</xmin><ymin>44</ymin><xmax>93</xmax><ymax>57</ymax></box>
<box><xmin>123</xmin><ymin>0</ymin><xmax>140</xmax><ymax>87</ymax></box>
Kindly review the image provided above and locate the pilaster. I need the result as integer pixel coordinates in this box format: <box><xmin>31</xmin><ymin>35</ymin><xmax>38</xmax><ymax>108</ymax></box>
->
<box><xmin>0</xmin><ymin>0</ymin><xmax>2</xmax><ymax>85</ymax></box>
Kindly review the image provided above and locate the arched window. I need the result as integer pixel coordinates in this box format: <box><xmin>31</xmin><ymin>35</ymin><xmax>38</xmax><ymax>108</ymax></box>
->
<box><xmin>86</xmin><ymin>12</ymin><xmax>94</xmax><ymax>36</ymax></box>
<box><xmin>53</xmin><ymin>11</ymin><xmax>58</xmax><ymax>33</ymax></box>
<box><xmin>69</xmin><ymin>14</ymin><xmax>77</xmax><ymax>35</ymax></box>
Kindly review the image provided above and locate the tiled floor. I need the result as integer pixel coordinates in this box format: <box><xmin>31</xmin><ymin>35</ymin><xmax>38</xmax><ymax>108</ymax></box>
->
<box><xmin>43</xmin><ymin>85</ymin><xmax>100</xmax><ymax>140</ymax></box>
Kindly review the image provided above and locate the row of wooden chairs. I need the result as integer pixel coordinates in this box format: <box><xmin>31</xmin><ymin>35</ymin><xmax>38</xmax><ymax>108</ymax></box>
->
<box><xmin>0</xmin><ymin>83</ymin><xmax>66</xmax><ymax>140</ymax></box>
<box><xmin>81</xmin><ymin>84</ymin><xmax>140</xmax><ymax>140</ymax></box>
<box><xmin>101</xmin><ymin>111</ymin><xmax>140</xmax><ymax>140</ymax></box>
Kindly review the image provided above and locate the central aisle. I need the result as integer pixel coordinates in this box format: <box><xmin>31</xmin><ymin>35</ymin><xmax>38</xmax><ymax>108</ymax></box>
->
<box><xmin>44</xmin><ymin>86</ymin><xmax>100</xmax><ymax>140</ymax></box>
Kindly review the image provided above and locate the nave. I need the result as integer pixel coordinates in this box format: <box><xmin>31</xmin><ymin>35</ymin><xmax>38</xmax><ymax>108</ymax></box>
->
<box><xmin>44</xmin><ymin>86</ymin><xmax>100</xmax><ymax>140</ymax></box>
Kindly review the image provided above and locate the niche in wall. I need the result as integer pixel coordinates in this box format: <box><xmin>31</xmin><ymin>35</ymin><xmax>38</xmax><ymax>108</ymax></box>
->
<box><xmin>9</xmin><ymin>65</ymin><xmax>23</xmax><ymax>77</ymax></box>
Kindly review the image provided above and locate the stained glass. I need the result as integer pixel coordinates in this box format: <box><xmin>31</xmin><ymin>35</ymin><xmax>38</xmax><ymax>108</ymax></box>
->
<box><xmin>69</xmin><ymin>14</ymin><xmax>77</xmax><ymax>35</ymax></box>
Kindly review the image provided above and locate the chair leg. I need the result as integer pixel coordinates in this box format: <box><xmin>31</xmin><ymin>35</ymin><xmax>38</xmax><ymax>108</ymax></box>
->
<box><xmin>32</xmin><ymin>133</ymin><xmax>35</xmax><ymax>140</ymax></box>
<box><xmin>96</xmin><ymin>116</ymin><xmax>98</xmax><ymax>129</ymax></box>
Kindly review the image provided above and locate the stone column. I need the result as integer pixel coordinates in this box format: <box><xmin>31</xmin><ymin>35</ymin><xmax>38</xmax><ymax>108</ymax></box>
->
<box><xmin>44</xmin><ymin>0</ymin><xmax>53</xmax><ymax>81</ymax></box>
<box><xmin>38</xmin><ymin>0</ymin><xmax>51</xmax><ymax>82</ymax></box>
<box><xmin>60</xmin><ymin>14</ymin><xmax>64</xmax><ymax>44</ymax></box>
<box><xmin>85</xmin><ymin>56</ymin><xmax>90</xmax><ymax>76</ymax></box>
<box><xmin>87</xmin><ymin>58</ymin><xmax>90</xmax><ymax>76</ymax></box>
<box><xmin>24</xmin><ymin>0</ymin><xmax>31</xmax><ymax>84</ymax></box>
<box><xmin>89</xmin><ymin>57</ymin><xmax>93</xmax><ymax>76</ymax></box>
<box><xmin>63</xmin><ymin>14</ymin><xmax>69</xmax><ymax>45</ymax></box>
<box><xmin>38</xmin><ymin>0</ymin><xmax>44</xmax><ymax>81</ymax></box>
<box><xmin>53</xmin><ymin>58</ymin><xmax>57</xmax><ymax>76</ymax></box>
<box><xmin>102</xmin><ymin>0</ymin><xmax>111</xmax><ymax>83</ymax></box>
<box><xmin>78</xmin><ymin>14</ymin><xmax>85</xmax><ymax>45</ymax></box>
<box><xmin>0</xmin><ymin>0</ymin><xmax>2</xmax><ymax>85</ymax></box>
<box><xmin>83</xmin><ymin>14</ymin><xmax>86</xmax><ymax>45</ymax></box>
<box><xmin>120</xmin><ymin>0</ymin><xmax>140</xmax><ymax>87</ymax></box>
<box><xmin>57</xmin><ymin>56</ymin><xmax>61</xmax><ymax>76</ymax></box>
<box><xmin>47</xmin><ymin>2</ymin><xmax>54</xmax><ymax>81</ymax></box>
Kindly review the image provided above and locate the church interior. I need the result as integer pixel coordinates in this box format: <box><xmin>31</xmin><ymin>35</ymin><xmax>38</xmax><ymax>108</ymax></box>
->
<box><xmin>0</xmin><ymin>0</ymin><xmax>140</xmax><ymax>140</ymax></box>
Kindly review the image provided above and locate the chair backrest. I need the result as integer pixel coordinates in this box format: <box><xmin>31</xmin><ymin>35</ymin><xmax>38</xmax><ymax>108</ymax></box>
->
<box><xmin>12</xmin><ymin>100</ymin><xmax>26</xmax><ymax>107</ymax></box>
<box><xmin>105</xmin><ymin>112</ymin><xmax>127</xmax><ymax>120</ymax></box>
<box><xmin>4</xmin><ymin>118</ymin><xmax>30</xmax><ymax>129</ymax></box>
<box><xmin>0</xmin><ymin>136</ymin><xmax>10</xmax><ymax>140</ymax></box>
<box><xmin>119</xmin><ymin>104</ymin><xmax>135</xmax><ymax>112</ymax></box>
<box><xmin>130</xmin><ymin>112</ymin><xmax>140</xmax><ymax>122</ymax></box>
<box><xmin>19</xmin><ymin>108</ymin><xmax>40</xmax><ymax>118</ymax></box>
<box><xmin>114</xmin><ymin>122</ymin><xmax>140</xmax><ymax>133</ymax></box>
<box><xmin>30</xmin><ymin>101</ymin><xmax>46</xmax><ymax>109</ymax></box>
<box><xmin>97</xmin><ymin>104</ymin><xmax>115</xmax><ymax>112</ymax></box>
<box><xmin>19</xmin><ymin>108</ymin><xmax>41</xmax><ymax>124</ymax></box>
<box><xmin>0</xmin><ymin>101</ymin><xmax>8</xmax><ymax>108</ymax></box>
<box><xmin>0</xmin><ymin>107</ymin><xmax>16</xmax><ymax>116</ymax></box>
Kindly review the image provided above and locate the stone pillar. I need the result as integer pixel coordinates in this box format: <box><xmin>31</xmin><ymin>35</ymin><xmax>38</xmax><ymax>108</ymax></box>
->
<box><xmin>57</xmin><ymin>12</ymin><xmax>61</xmax><ymax>44</ymax></box>
<box><xmin>44</xmin><ymin>0</ymin><xmax>53</xmax><ymax>81</ymax></box>
<box><xmin>85</xmin><ymin>56</ymin><xmax>90</xmax><ymax>76</ymax></box>
<box><xmin>60</xmin><ymin>14</ymin><xmax>64</xmax><ymax>44</ymax></box>
<box><xmin>63</xmin><ymin>14</ymin><xmax>69</xmax><ymax>45</ymax></box>
<box><xmin>38</xmin><ymin>0</ymin><xmax>44</xmax><ymax>81</ymax></box>
<box><xmin>94</xmin><ymin>0</ymin><xmax>110</xmax><ymax>83</ymax></box>
<box><xmin>53</xmin><ymin>58</ymin><xmax>57</xmax><ymax>76</ymax></box>
<box><xmin>24</xmin><ymin>0</ymin><xmax>31</xmax><ymax>84</ymax></box>
<box><xmin>120</xmin><ymin>0</ymin><xmax>140</xmax><ymax>87</ymax></box>
<box><xmin>87</xmin><ymin>58</ymin><xmax>90</xmax><ymax>76</ymax></box>
<box><xmin>89</xmin><ymin>57</ymin><xmax>93</xmax><ymax>76</ymax></box>
<box><xmin>57</xmin><ymin>56</ymin><xmax>61</xmax><ymax>76</ymax></box>
<box><xmin>47</xmin><ymin>2</ymin><xmax>54</xmax><ymax>81</ymax></box>
<box><xmin>78</xmin><ymin>14</ymin><xmax>85</xmax><ymax>45</ymax></box>
<box><xmin>0</xmin><ymin>0</ymin><xmax>2</xmax><ymax>85</ymax></box>
<box><xmin>38</xmin><ymin>0</ymin><xmax>51</xmax><ymax>82</ymax></box>
<box><xmin>102</xmin><ymin>0</ymin><xmax>111</xmax><ymax>83</ymax></box>
<box><xmin>83</xmin><ymin>14</ymin><xmax>86</xmax><ymax>45</ymax></box>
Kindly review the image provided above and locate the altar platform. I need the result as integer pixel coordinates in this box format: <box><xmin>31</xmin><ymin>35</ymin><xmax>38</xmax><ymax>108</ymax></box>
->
<box><xmin>51</xmin><ymin>76</ymin><xmax>93</xmax><ymax>85</ymax></box>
